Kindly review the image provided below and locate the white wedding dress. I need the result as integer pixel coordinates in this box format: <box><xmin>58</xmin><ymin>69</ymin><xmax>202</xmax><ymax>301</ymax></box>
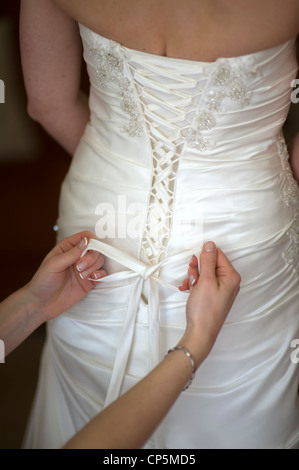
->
<box><xmin>23</xmin><ymin>24</ymin><xmax>299</xmax><ymax>449</ymax></box>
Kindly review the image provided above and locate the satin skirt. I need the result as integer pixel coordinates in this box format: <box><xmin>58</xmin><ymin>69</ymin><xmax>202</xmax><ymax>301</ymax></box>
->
<box><xmin>23</xmin><ymin>226</ymin><xmax>299</xmax><ymax>449</ymax></box>
<box><xmin>23</xmin><ymin>124</ymin><xmax>299</xmax><ymax>449</ymax></box>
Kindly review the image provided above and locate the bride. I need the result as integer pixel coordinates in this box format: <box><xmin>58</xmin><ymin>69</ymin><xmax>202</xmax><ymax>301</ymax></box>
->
<box><xmin>20</xmin><ymin>0</ymin><xmax>299</xmax><ymax>448</ymax></box>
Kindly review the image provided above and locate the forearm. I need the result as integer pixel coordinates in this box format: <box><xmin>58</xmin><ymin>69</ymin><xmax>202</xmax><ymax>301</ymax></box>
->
<box><xmin>28</xmin><ymin>90</ymin><xmax>89</xmax><ymax>156</ymax></box>
<box><xmin>64</xmin><ymin>348</ymin><xmax>198</xmax><ymax>449</ymax></box>
<box><xmin>0</xmin><ymin>286</ymin><xmax>45</xmax><ymax>356</ymax></box>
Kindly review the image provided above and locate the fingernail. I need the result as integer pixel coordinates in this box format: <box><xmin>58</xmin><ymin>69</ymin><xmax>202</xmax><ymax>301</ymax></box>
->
<box><xmin>189</xmin><ymin>275</ymin><xmax>196</xmax><ymax>289</ymax></box>
<box><xmin>204</xmin><ymin>241</ymin><xmax>215</xmax><ymax>253</ymax></box>
<box><xmin>77</xmin><ymin>261</ymin><xmax>87</xmax><ymax>273</ymax></box>
<box><xmin>78</xmin><ymin>237</ymin><xmax>88</xmax><ymax>251</ymax></box>
<box><xmin>79</xmin><ymin>271</ymin><xmax>88</xmax><ymax>280</ymax></box>
<box><xmin>91</xmin><ymin>272</ymin><xmax>102</xmax><ymax>280</ymax></box>
<box><xmin>189</xmin><ymin>255</ymin><xmax>197</xmax><ymax>266</ymax></box>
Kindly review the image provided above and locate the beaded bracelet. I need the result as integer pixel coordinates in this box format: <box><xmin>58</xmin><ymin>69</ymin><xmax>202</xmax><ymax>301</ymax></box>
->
<box><xmin>165</xmin><ymin>346</ymin><xmax>196</xmax><ymax>390</ymax></box>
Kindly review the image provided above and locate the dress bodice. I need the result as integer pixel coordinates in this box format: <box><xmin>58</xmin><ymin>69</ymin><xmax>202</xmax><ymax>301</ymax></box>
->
<box><xmin>77</xmin><ymin>24</ymin><xmax>299</xmax><ymax>267</ymax></box>
<box><xmin>23</xmin><ymin>24</ymin><xmax>299</xmax><ymax>450</ymax></box>
<box><xmin>79</xmin><ymin>24</ymin><xmax>297</xmax><ymax>150</ymax></box>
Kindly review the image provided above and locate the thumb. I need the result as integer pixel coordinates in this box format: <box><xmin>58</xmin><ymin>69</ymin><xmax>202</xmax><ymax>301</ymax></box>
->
<box><xmin>199</xmin><ymin>241</ymin><xmax>218</xmax><ymax>281</ymax></box>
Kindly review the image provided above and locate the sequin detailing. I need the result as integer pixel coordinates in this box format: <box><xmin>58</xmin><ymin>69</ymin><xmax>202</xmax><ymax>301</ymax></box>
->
<box><xmin>187</xmin><ymin>59</ymin><xmax>256</xmax><ymax>152</ymax></box>
<box><xmin>283</xmin><ymin>215</ymin><xmax>299</xmax><ymax>273</ymax></box>
<box><xmin>277</xmin><ymin>137</ymin><xmax>299</xmax><ymax>273</ymax></box>
<box><xmin>278</xmin><ymin>139</ymin><xmax>299</xmax><ymax>206</ymax></box>
<box><xmin>86</xmin><ymin>32</ymin><xmax>143</xmax><ymax>137</ymax></box>
<box><xmin>83</xmin><ymin>26</ymin><xmax>298</xmax><ymax>271</ymax></box>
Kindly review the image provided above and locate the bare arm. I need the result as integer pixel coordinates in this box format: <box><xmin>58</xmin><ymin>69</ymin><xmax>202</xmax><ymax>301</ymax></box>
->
<box><xmin>0</xmin><ymin>232</ymin><xmax>106</xmax><ymax>355</ymax></box>
<box><xmin>20</xmin><ymin>0</ymin><xmax>89</xmax><ymax>155</ymax></box>
<box><xmin>0</xmin><ymin>235</ymin><xmax>239</xmax><ymax>448</ymax></box>
<box><xmin>64</xmin><ymin>349</ymin><xmax>196</xmax><ymax>449</ymax></box>
<box><xmin>64</xmin><ymin>242</ymin><xmax>241</xmax><ymax>449</ymax></box>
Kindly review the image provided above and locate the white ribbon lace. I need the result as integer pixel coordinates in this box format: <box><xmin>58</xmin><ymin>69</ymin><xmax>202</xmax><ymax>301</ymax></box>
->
<box><xmin>82</xmin><ymin>238</ymin><xmax>198</xmax><ymax>407</ymax></box>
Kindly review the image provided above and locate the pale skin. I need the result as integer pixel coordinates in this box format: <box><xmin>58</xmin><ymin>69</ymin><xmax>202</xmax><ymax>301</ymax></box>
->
<box><xmin>15</xmin><ymin>0</ymin><xmax>297</xmax><ymax>448</ymax></box>
<box><xmin>64</xmin><ymin>242</ymin><xmax>241</xmax><ymax>449</ymax></box>
<box><xmin>0</xmin><ymin>231</ymin><xmax>107</xmax><ymax>355</ymax></box>
<box><xmin>20</xmin><ymin>0</ymin><xmax>299</xmax><ymax>166</ymax></box>
<box><xmin>0</xmin><ymin>232</ymin><xmax>240</xmax><ymax>449</ymax></box>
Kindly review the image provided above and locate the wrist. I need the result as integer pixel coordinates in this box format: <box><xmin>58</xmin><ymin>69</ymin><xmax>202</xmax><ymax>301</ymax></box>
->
<box><xmin>176</xmin><ymin>326</ymin><xmax>211</xmax><ymax>370</ymax></box>
<box><xmin>22</xmin><ymin>283</ymin><xmax>48</xmax><ymax>326</ymax></box>
<box><xmin>0</xmin><ymin>285</ymin><xmax>46</xmax><ymax>355</ymax></box>
<box><xmin>165</xmin><ymin>346</ymin><xmax>196</xmax><ymax>390</ymax></box>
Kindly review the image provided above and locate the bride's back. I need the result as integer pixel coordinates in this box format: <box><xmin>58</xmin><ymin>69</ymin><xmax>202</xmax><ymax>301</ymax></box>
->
<box><xmin>54</xmin><ymin>0</ymin><xmax>299</xmax><ymax>61</ymax></box>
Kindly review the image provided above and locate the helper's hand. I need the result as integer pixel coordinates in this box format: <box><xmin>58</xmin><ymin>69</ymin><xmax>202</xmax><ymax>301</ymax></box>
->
<box><xmin>26</xmin><ymin>231</ymin><xmax>107</xmax><ymax>322</ymax></box>
<box><xmin>177</xmin><ymin>242</ymin><xmax>241</xmax><ymax>368</ymax></box>
<box><xmin>179</xmin><ymin>254</ymin><xmax>201</xmax><ymax>291</ymax></box>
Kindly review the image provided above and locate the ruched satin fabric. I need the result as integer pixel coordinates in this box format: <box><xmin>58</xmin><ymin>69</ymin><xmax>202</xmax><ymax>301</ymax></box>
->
<box><xmin>23</xmin><ymin>25</ymin><xmax>299</xmax><ymax>449</ymax></box>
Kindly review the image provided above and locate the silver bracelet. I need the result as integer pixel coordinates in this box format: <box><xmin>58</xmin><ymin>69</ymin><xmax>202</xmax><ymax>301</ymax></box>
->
<box><xmin>165</xmin><ymin>346</ymin><xmax>196</xmax><ymax>390</ymax></box>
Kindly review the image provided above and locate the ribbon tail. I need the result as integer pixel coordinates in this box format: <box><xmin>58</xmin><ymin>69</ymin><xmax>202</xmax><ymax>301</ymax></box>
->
<box><xmin>104</xmin><ymin>276</ymin><xmax>143</xmax><ymax>408</ymax></box>
<box><xmin>148</xmin><ymin>278</ymin><xmax>161</xmax><ymax>376</ymax></box>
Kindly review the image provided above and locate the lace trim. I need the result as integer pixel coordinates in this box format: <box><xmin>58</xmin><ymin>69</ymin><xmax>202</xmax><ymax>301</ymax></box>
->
<box><xmin>186</xmin><ymin>59</ymin><xmax>257</xmax><ymax>152</ymax></box>
<box><xmin>86</xmin><ymin>33</ymin><xmax>143</xmax><ymax>138</ymax></box>
<box><xmin>277</xmin><ymin>138</ymin><xmax>299</xmax><ymax>274</ymax></box>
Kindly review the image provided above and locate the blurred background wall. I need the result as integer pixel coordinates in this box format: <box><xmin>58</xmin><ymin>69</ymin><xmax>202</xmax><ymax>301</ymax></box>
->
<box><xmin>0</xmin><ymin>0</ymin><xmax>298</xmax><ymax>450</ymax></box>
<box><xmin>0</xmin><ymin>1</ymin><xmax>70</xmax><ymax>448</ymax></box>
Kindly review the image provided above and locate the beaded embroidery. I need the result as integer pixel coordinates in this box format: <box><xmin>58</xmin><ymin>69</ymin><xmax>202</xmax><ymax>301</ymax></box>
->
<box><xmin>86</xmin><ymin>32</ymin><xmax>143</xmax><ymax>138</ymax></box>
<box><xmin>187</xmin><ymin>59</ymin><xmax>256</xmax><ymax>152</ymax></box>
<box><xmin>83</xmin><ymin>27</ymin><xmax>264</xmax><ymax>264</ymax></box>
<box><xmin>277</xmin><ymin>138</ymin><xmax>299</xmax><ymax>273</ymax></box>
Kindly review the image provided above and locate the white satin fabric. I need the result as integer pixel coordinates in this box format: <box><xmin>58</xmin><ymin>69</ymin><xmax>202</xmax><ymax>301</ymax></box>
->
<box><xmin>24</xmin><ymin>25</ymin><xmax>299</xmax><ymax>449</ymax></box>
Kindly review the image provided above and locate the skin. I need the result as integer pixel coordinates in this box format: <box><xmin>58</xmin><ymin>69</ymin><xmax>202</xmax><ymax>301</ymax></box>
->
<box><xmin>0</xmin><ymin>231</ymin><xmax>107</xmax><ymax>355</ymax></box>
<box><xmin>64</xmin><ymin>241</ymin><xmax>241</xmax><ymax>449</ymax></box>
<box><xmin>16</xmin><ymin>2</ymin><xmax>298</xmax><ymax>446</ymax></box>
<box><xmin>20</xmin><ymin>0</ymin><xmax>299</xmax><ymax>158</ymax></box>
<box><xmin>53</xmin><ymin>0</ymin><xmax>299</xmax><ymax>60</ymax></box>
<box><xmin>0</xmin><ymin>234</ymin><xmax>240</xmax><ymax>448</ymax></box>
